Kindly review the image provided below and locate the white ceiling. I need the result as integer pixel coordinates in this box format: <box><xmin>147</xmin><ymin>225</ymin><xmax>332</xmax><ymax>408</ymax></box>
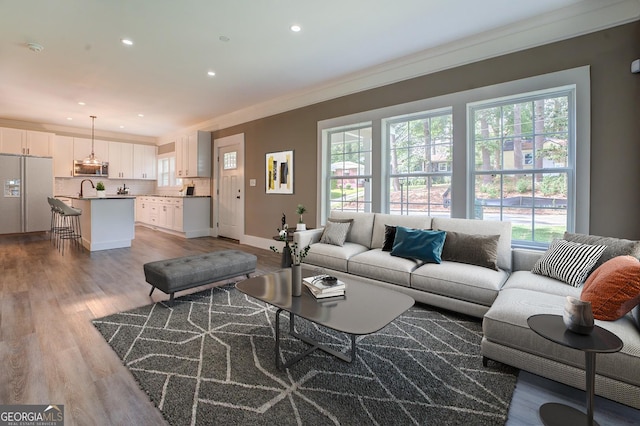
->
<box><xmin>0</xmin><ymin>0</ymin><xmax>635</xmax><ymax>139</ymax></box>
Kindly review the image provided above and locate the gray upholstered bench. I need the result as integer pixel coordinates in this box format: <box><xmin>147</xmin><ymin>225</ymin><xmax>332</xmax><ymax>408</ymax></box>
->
<box><xmin>144</xmin><ymin>250</ymin><xmax>257</xmax><ymax>305</ymax></box>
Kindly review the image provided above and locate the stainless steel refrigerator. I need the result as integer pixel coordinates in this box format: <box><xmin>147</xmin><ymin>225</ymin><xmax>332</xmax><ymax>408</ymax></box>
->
<box><xmin>0</xmin><ymin>154</ymin><xmax>53</xmax><ymax>234</ymax></box>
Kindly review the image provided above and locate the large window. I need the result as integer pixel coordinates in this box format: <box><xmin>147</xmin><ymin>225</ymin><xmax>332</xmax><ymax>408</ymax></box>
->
<box><xmin>328</xmin><ymin>125</ymin><xmax>372</xmax><ymax>212</ymax></box>
<box><xmin>386</xmin><ymin>110</ymin><xmax>452</xmax><ymax>216</ymax></box>
<box><xmin>318</xmin><ymin>67</ymin><xmax>589</xmax><ymax>248</ymax></box>
<box><xmin>157</xmin><ymin>155</ymin><xmax>182</xmax><ymax>188</ymax></box>
<box><xmin>470</xmin><ymin>89</ymin><xmax>573</xmax><ymax>246</ymax></box>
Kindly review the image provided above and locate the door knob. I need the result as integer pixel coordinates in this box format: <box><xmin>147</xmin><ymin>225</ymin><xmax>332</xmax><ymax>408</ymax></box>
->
<box><xmin>236</xmin><ymin>196</ymin><xmax>241</xmax><ymax>199</ymax></box>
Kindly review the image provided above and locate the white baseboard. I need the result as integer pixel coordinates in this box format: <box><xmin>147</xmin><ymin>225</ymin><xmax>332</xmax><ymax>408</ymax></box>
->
<box><xmin>240</xmin><ymin>234</ymin><xmax>278</xmax><ymax>252</ymax></box>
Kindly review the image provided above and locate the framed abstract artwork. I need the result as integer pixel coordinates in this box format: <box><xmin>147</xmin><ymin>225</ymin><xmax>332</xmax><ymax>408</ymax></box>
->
<box><xmin>266</xmin><ymin>150</ymin><xmax>293</xmax><ymax>194</ymax></box>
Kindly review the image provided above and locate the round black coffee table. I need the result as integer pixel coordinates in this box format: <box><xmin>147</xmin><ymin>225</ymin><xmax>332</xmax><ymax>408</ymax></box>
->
<box><xmin>527</xmin><ymin>314</ymin><xmax>623</xmax><ymax>426</ymax></box>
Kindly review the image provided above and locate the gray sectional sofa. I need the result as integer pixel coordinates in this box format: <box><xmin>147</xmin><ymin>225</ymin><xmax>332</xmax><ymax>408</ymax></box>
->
<box><xmin>294</xmin><ymin>211</ymin><xmax>640</xmax><ymax>409</ymax></box>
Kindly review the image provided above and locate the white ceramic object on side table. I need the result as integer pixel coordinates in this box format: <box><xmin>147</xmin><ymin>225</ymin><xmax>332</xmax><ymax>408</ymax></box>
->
<box><xmin>563</xmin><ymin>296</ymin><xmax>594</xmax><ymax>335</ymax></box>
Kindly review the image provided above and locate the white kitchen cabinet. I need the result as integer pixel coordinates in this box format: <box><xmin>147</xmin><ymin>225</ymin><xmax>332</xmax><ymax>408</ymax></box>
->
<box><xmin>172</xmin><ymin>199</ymin><xmax>184</xmax><ymax>231</ymax></box>
<box><xmin>175</xmin><ymin>131</ymin><xmax>210</xmax><ymax>178</ymax></box>
<box><xmin>133</xmin><ymin>144</ymin><xmax>157</xmax><ymax>180</ymax></box>
<box><xmin>136</xmin><ymin>196</ymin><xmax>152</xmax><ymax>223</ymax></box>
<box><xmin>74</xmin><ymin>137</ymin><xmax>109</xmax><ymax>162</ymax></box>
<box><xmin>26</xmin><ymin>131</ymin><xmax>54</xmax><ymax>156</ymax></box>
<box><xmin>0</xmin><ymin>127</ymin><xmax>24</xmax><ymax>154</ymax></box>
<box><xmin>109</xmin><ymin>141</ymin><xmax>134</xmax><ymax>179</ymax></box>
<box><xmin>0</xmin><ymin>128</ymin><xmax>53</xmax><ymax>156</ymax></box>
<box><xmin>136</xmin><ymin>196</ymin><xmax>209</xmax><ymax>238</ymax></box>
<box><xmin>53</xmin><ymin>135</ymin><xmax>75</xmax><ymax>177</ymax></box>
<box><xmin>157</xmin><ymin>198</ymin><xmax>173</xmax><ymax>229</ymax></box>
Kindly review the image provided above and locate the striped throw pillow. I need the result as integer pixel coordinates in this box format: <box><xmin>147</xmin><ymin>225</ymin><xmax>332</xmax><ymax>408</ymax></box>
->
<box><xmin>532</xmin><ymin>239</ymin><xmax>607</xmax><ymax>287</ymax></box>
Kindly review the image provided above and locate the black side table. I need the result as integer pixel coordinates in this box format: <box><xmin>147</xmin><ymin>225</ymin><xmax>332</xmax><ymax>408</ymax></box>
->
<box><xmin>527</xmin><ymin>314</ymin><xmax>623</xmax><ymax>426</ymax></box>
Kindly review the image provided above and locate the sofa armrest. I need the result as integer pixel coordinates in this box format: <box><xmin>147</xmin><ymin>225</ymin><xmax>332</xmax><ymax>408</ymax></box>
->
<box><xmin>294</xmin><ymin>228</ymin><xmax>324</xmax><ymax>248</ymax></box>
<box><xmin>512</xmin><ymin>248</ymin><xmax>544</xmax><ymax>271</ymax></box>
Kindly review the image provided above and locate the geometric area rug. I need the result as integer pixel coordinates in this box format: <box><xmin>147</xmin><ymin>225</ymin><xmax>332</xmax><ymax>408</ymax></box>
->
<box><xmin>92</xmin><ymin>283</ymin><xmax>518</xmax><ymax>426</ymax></box>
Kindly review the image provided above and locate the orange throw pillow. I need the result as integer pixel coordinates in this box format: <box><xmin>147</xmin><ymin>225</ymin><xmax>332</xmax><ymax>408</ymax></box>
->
<box><xmin>581</xmin><ymin>255</ymin><xmax>640</xmax><ymax>320</ymax></box>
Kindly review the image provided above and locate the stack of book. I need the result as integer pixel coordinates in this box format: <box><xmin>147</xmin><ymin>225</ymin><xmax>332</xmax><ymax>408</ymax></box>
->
<box><xmin>302</xmin><ymin>275</ymin><xmax>346</xmax><ymax>299</ymax></box>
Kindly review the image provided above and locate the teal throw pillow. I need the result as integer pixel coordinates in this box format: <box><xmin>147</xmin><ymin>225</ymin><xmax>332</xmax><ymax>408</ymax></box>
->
<box><xmin>391</xmin><ymin>226</ymin><xmax>447</xmax><ymax>263</ymax></box>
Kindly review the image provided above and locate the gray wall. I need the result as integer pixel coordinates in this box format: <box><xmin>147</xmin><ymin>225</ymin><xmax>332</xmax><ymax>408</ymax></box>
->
<box><xmin>213</xmin><ymin>21</ymin><xmax>640</xmax><ymax>240</ymax></box>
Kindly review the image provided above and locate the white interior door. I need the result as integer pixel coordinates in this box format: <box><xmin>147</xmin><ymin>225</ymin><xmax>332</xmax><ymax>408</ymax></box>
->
<box><xmin>216</xmin><ymin>136</ymin><xmax>244</xmax><ymax>240</ymax></box>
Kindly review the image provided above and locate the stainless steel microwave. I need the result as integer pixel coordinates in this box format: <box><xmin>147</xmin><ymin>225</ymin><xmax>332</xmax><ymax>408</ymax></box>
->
<box><xmin>73</xmin><ymin>160</ymin><xmax>109</xmax><ymax>177</ymax></box>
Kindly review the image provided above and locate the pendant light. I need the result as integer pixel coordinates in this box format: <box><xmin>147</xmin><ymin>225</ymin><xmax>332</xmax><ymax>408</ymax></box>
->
<box><xmin>82</xmin><ymin>115</ymin><xmax>101</xmax><ymax>166</ymax></box>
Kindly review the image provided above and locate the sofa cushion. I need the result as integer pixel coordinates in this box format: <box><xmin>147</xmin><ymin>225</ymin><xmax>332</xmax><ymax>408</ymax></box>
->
<box><xmin>633</xmin><ymin>305</ymin><xmax>640</xmax><ymax>332</ymax></box>
<box><xmin>411</xmin><ymin>261</ymin><xmax>509</xmax><ymax>307</ymax></box>
<box><xmin>501</xmin><ymin>270</ymin><xmax>581</xmax><ymax>298</ymax></box>
<box><xmin>391</xmin><ymin>227</ymin><xmax>446</xmax><ymax>264</ymax></box>
<box><xmin>320</xmin><ymin>219</ymin><xmax>352</xmax><ymax>246</ymax></box>
<box><xmin>432</xmin><ymin>217</ymin><xmax>512</xmax><ymax>271</ymax></box>
<box><xmin>581</xmin><ymin>256</ymin><xmax>640</xmax><ymax>320</ymax></box>
<box><xmin>531</xmin><ymin>239</ymin><xmax>606</xmax><ymax>287</ymax></box>
<box><xmin>564</xmin><ymin>232</ymin><xmax>640</xmax><ymax>274</ymax></box>
<box><xmin>382</xmin><ymin>225</ymin><xmax>397</xmax><ymax>252</ymax></box>
<box><xmin>304</xmin><ymin>242</ymin><xmax>369</xmax><ymax>272</ymax></box>
<box><xmin>371</xmin><ymin>213</ymin><xmax>432</xmax><ymax>249</ymax></box>
<box><xmin>440</xmin><ymin>231</ymin><xmax>500</xmax><ymax>270</ymax></box>
<box><xmin>348</xmin><ymin>249</ymin><xmax>421</xmax><ymax>287</ymax></box>
<box><xmin>483</xmin><ymin>288</ymin><xmax>640</xmax><ymax>387</ymax></box>
<box><xmin>329</xmin><ymin>211</ymin><xmax>375</xmax><ymax>248</ymax></box>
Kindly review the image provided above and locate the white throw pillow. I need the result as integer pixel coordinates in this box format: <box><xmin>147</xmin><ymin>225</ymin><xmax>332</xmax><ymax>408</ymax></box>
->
<box><xmin>532</xmin><ymin>239</ymin><xmax>607</xmax><ymax>287</ymax></box>
<box><xmin>320</xmin><ymin>219</ymin><xmax>352</xmax><ymax>246</ymax></box>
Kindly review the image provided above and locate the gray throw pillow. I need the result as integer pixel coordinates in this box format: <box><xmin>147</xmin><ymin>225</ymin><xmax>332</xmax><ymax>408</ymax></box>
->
<box><xmin>564</xmin><ymin>232</ymin><xmax>640</xmax><ymax>275</ymax></box>
<box><xmin>440</xmin><ymin>230</ymin><xmax>500</xmax><ymax>270</ymax></box>
<box><xmin>320</xmin><ymin>219</ymin><xmax>353</xmax><ymax>246</ymax></box>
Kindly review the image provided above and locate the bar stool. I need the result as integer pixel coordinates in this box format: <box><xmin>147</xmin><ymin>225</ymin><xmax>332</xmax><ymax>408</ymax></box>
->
<box><xmin>50</xmin><ymin>198</ymin><xmax>83</xmax><ymax>255</ymax></box>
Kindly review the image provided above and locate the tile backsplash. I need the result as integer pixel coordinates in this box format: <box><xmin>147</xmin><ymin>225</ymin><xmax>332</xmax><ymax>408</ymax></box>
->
<box><xmin>55</xmin><ymin>178</ymin><xmax>214</xmax><ymax>197</ymax></box>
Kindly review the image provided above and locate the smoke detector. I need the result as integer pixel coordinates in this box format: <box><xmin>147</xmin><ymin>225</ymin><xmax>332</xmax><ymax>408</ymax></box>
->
<box><xmin>27</xmin><ymin>42</ymin><xmax>44</xmax><ymax>53</ymax></box>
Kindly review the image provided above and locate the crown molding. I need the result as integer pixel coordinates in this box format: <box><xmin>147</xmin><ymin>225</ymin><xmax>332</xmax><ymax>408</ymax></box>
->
<box><xmin>160</xmin><ymin>0</ymin><xmax>639</xmax><ymax>143</ymax></box>
<box><xmin>0</xmin><ymin>117</ymin><xmax>157</xmax><ymax>145</ymax></box>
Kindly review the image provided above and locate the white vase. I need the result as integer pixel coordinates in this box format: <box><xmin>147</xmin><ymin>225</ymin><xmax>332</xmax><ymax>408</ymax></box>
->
<box><xmin>296</xmin><ymin>223</ymin><xmax>306</xmax><ymax>231</ymax></box>
<box><xmin>291</xmin><ymin>264</ymin><xmax>302</xmax><ymax>297</ymax></box>
<box><xmin>97</xmin><ymin>190</ymin><xmax>106</xmax><ymax>198</ymax></box>
<box><xmin>562</xmin><ymin>296</ymin><xmax>594</xmax><ymax>335</ymax></box>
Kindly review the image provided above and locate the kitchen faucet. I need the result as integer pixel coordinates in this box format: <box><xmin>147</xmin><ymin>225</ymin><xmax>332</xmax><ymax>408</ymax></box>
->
<box><xmin>80</xmin><ymin>179</ymin><xmax>95</xmax><ymax>198</ymax></box>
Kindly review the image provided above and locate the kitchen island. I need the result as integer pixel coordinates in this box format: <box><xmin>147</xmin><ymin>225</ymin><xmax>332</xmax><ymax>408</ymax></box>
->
<box><xmin>66</xmin><ymin>196</ymin><xmax>136</xmax><ymax>251</ymax></box>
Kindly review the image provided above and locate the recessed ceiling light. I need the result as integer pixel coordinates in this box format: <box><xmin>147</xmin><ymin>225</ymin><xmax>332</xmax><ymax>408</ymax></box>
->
<box><xmin>290</xmin><ymin>24</ymin><xmax>301</xmax><ymax>32</ymax></box>
<box><xmin>121</xmin><ymin>39</ymin><xmax>133</xmax><ymax>46</ymax></box>
<box><xmin>66</xmin><ymin>117</ymin><xmax>73</xmax><ymax>121</ymax></box>
<box><xmin>120</xmin><ymin>125</ymin><xmax>125</xmax><ymax>129</ymax></box>
<box><xmin>207</xmin><ymin>71</ymin><xmax>216</xmax><ymax>77</ymax></box>
<box><xmin>78</xmin><ymin>101</ymin><xmax>86</xmax><ymax>106</ymax></box>
<box><xmin>138</xmin><ymin>113</ymin><xmax>144</xmax><ymax>117</ymax></box>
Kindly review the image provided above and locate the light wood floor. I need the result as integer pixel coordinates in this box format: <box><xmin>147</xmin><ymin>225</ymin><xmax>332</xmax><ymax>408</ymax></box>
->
<box><xmin>0</xmin><ymin>227</ymin><xmax>637</xmax><ymax>425</ymax></box>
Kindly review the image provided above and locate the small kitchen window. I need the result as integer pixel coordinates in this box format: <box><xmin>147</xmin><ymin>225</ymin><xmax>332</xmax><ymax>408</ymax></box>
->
<box><xmin>223</xmin><ymin>151</ymin><xmax>237</xmax><ymax>170</ymax></box>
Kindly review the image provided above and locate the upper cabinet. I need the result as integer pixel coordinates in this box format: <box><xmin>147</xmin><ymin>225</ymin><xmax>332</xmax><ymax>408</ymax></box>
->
<box><xmin>109</xmin><ymin>141</ymin><xmax>134</xmax><ymax>179</ymax></box>
<box><xmin>0</xmin><ymin>127</ymin><xmax>53</xmax><ymax>156</ymax></box>
<box><xmin>133</xmin><ymin>144</ymin><xmax>157</xmax><ymax>180</ymax></box>
<box><xmin>53</xmin><ymin>135</ymin><xmax>74</xmax><ymax>177</ymax></box>
<box><xmin>74</xmin><ymin>137</ymin><xmax>109</xmax><ymax>162</ymax></box>
<box><xmin>176</xmin><ymin>131</ymin><xmax>211</xmax><ymax>178</ymax></box>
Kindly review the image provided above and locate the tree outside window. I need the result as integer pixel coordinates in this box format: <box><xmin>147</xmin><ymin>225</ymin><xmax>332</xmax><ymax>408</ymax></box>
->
<box><xmin>471</xmin><ymin>91</ymin><xmax>572</xmax><ymax>245</ymax></box>
<box><xmin>387</xmin><ymin>111</ymin><xmax>452</xmax><ymax>216</ymax></box>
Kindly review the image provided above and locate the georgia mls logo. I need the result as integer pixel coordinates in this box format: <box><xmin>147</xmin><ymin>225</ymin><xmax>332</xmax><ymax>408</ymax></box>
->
<box><xmin>0</xmin><ymin>404</ymin><xmax>64</xmax><ymax>426</ymax></box>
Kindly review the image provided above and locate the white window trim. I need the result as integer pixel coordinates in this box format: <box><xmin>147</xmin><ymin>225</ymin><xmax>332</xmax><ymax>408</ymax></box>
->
<box><xmin>317</xmin><ymin>66</ymin><xmax>590</xmax><ymax>235</ymax></box>
<box><xmin>157</xmin><ymin>152</ymin><xmax>183</xmax><ymax>189</ymax></box>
